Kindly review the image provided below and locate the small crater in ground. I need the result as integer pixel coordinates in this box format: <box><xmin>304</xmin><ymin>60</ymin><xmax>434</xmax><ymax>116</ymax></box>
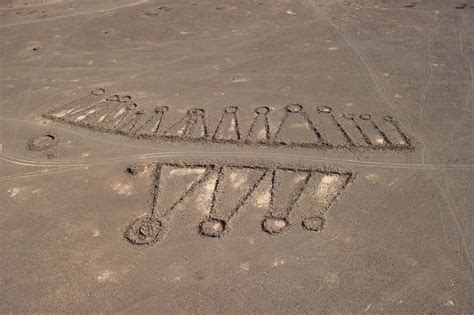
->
<box><xmin>27</xmin><ymin>133</ymin><xmax>59</xmax><ymax>151</ymax></box>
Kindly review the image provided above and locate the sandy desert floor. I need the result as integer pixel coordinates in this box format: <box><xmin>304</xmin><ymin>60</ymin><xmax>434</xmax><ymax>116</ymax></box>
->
<box><xmin>0</xmin><ymin>0</ymin><xmax>473</xmax><ymax>312</ymax></box>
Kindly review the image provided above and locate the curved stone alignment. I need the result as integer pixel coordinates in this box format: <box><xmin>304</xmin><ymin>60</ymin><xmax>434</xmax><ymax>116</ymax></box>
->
<box><xmin>124</xmin><ymin>161</ymin><xmax>353</xmax><ymax>246</ymax></box>
<box><xmin>44</xmin><ymin>89</ymin><xmax>414</xmax><ymax>151</ymax></box>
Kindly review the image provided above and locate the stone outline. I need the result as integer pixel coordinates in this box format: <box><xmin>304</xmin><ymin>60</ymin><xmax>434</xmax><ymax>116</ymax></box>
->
<box><xmin>44</xmin><ymin>89</ymin><xmax>416</xmax><ymax>152</ymax></box>
<box><xmin>124</xmin><ymin>160</ymin><xmax>354</xmax><ymax>247</ymax></box>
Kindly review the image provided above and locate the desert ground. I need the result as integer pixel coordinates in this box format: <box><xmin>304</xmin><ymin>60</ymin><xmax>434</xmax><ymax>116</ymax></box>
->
<box><xmin>0</xmin><ymin>0</ymin><xmax>473</xmax><ymax>313</ymax></box>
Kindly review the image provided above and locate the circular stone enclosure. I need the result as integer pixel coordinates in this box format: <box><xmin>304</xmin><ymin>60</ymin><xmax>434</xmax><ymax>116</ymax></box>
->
<box><xmin>125</xmin><ymin>216</ymin><xmax>163</xmax><ymax>246</ymax></box>
<box><xmin>27</xmin><ymin>133</ymin><xmax>60</xmax><ymax>152</ymax></box>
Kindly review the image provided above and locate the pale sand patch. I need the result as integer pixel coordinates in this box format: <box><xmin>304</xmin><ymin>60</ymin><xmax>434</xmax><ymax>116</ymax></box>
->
<box><xmin>291</xmin><ymin>122</ymin><xmax>311</xmax><ymax>129</ymax></box>
<box><xmin>76</xmin><ymin>109</ymin><xmax>98</xmax><ymax>121</ymax></box>
<box><xmin>97</xmin><ymin>270</ymin><xmax>116</xmax><ymax>283</ymax></box>
<box><xmin>8</xmin><ymin>187</ymin><xmax>22</xmax><ymax>198</ymax></box>
<box><xmin>293</xmin><ymin>173</ymin><xmax>307</xmax><ymax>184</ymax></box>
<box><xmin>228</xmin><ymin>119</ymin><xmax>236</xmax><ymax>133</ymax></box>
<box><xmin>169</xmin><ymin>168</ymin><xmax>206</xmax><ymax>177</ymax></box>
<box><xmin>365</xmin><ymin>173</ymin><xmax>379</xmax><ymax>184</ymax></box>
<box><xmin>317</xmin><ymin>175</ymin><xmax>342</xmax><ymax>198</ymax></box>
<box><xmin>240</xmin><ymin>262</ymin><xmax>250</xmax><ymax>271</ymax></box>
<box><xmin>113</xmin><ymin>108</ymin><xmax>126</xmax><ymax>118</ymax></box>
<box><xmin>228</xmin><ymin>171</ymin><xmax>248</xmax><ymax>190</ymax></box>
<box><xmin>271</xmin><ymin>258</ymin><xmax>285</xmax><ymax>267</ymax></box>
<box><xmin>111</xmin><ymin>182</ymin><xmax>133</xmax><ymax>196</ymax></box>
<box><xmin>253</xmin><ymin>190</ymin><xmax>271</xmax><ymax>209</ymax></box>
<box><xmin>196</xmin><ymin>174</ymin><xmax>217</xmax><ymax>215</ymax></box>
